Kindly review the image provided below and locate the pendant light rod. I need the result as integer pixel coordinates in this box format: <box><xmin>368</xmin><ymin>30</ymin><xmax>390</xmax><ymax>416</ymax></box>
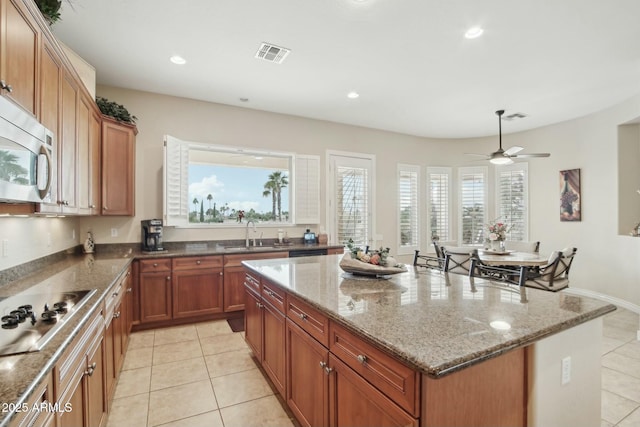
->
<box><xmin>496</xmin><ymin>109</ymin><xmax>505</xmax><ymax>150</ymax></box>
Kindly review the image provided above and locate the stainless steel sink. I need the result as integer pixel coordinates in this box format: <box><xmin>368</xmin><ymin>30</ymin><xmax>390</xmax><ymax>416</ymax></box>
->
<box><xmin>223</xmin><ymin>246</ymin><xmax>277</xmax><ymax>252</ymax></box>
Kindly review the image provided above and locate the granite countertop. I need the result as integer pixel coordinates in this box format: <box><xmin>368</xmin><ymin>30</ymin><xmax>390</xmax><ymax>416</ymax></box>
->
<box><xmin>0</xmin><ymin>254</ymin><xmax>133</xmax><ymax>427</ymax></box>
<box><xmin>0</xmin><ymin>242</ymin><xmax>343</xmax><ymax>426</ymax></box>
<box><xmin>242</xmin><ymin>255</ymin><xmax>617</xmax><ymax>378</ymax></box>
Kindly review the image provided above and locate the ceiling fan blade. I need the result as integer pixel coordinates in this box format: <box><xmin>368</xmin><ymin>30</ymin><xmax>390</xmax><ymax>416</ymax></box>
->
<box><xmin>504</xmin><ymin>146</ymin><xmax>524</xmax><ymax>156</ymax></box>
<box><xmin>511</xmin><ymin>153</ymin><xmax>550</xmax><ymax>158</ymax></box>
<box><xmin>464</xmin><ymin>153</ymin><xmax>490</xmax><ymax>158</ymax></box>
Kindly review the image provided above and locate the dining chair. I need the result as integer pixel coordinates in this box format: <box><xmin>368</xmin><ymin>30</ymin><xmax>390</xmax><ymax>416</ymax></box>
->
<box><xmin>504</xmin><ymin>240</ymin><xmax>540</xmax><ymax>253</ymax></box>
<box><xmin>413</xmin><ymin>241</ymin><xmax>445</xmax><ymax>271</ymax></box>
<box><xmin>522</xmin><ymin>247</ymin><xmax>577</xmax><ymax>292</ymax></box>
<box><xmin>442</xmin><ymin>247</ymin><xmax>474</xmax><ymax>275</ymax></box>
<box><xmin>469</xmin><ymin>249</ymin><xmax>527</xmax><ymax>286</ymax></box>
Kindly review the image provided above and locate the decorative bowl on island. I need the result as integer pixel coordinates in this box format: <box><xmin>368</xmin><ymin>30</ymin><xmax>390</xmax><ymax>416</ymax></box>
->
<box><xmin>339</xmin><ymin>252</ymin><xmax>407</xmax><ymax>277</ymax></box>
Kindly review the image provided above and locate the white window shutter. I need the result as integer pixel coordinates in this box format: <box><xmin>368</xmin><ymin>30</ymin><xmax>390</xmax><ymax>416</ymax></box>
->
<box><xmin>163</xmin><ymin>135</ymin><xmax>189</xmax><ymax>227</ymax></box>
<box><xmin>496</xmin><ymin>163</ymin><xmax>528</xmax><ymax>241</ymax></box>
<box><xmin>459</xmin><ymin>166</ymin><xmax>487</xmax><ymax>245</ymax></box>
<box><xmin>397</xmin><ymin>164</ymin><xmax>420</xmax><ymax>255</ymax></box>
<box><xmin>427</xmin><ymin>167</ymin><xmax>451</xmax><ymax>242</ymax></box>
<box><xmin>295</xmin><ymin>155</ymin><xmax>320</xmax><ymax>224</ymax></box>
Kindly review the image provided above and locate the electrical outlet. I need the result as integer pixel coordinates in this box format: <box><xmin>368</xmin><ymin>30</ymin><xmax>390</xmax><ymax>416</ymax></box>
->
<box><xmin>72</xmin><ymin>229</ymin><xmax>75</xmax><ymax>240</ymax></box>
<box><xmin>111</xmin><ymin>228</ymin><xmax>118</xmax><ymax>238</ymax></box>
<box><xmin>2</xmin><ymin>239</ymin><xmax>8</xmax><ymax>257</ymax></box>
<box><xmin>561</xmin><ymin>356</ymin><xmax>571</xmax><ymax>385</ymax></box>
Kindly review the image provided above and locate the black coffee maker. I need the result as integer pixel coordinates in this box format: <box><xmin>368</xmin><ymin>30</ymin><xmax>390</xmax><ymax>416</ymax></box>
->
<box><xmin>141</xmin><ymin>219</ymin><xmax>164</xmax><ymax>252</ymax></box>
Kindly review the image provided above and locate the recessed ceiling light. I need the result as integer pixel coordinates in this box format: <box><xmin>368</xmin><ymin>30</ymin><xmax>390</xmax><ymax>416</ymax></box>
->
<box><xmin>464</xmin><ymin>26</ymin><xmax>484</xmax><ymax>39</ymax></box>
<box><xmin>347</xmin><ymin>91</ymin><xmax>360</xmax><ymax>99</ymax></box>
<box><xmin>169</xmin><ymin>55</ymin><xmax>186</xmax><ymax>65</ymax></box>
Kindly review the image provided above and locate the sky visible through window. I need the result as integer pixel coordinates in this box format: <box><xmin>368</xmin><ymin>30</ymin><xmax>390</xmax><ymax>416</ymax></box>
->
<box><xmin>188</xmin><ymin>164</ymin><xmax>289</xmax><ymax>215</ymax></box>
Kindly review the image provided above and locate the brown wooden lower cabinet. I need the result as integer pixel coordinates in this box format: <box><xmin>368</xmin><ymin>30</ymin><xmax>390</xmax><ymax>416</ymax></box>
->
<box><xmin>8</xmin><ymin>372</ymin><xmax>55</xmax><ymax>427</ymax></box>
<box><xmin>139</xmin><ymin>270</ymin><xmax>172</xmax><ymax>323</ymax></box>
<box><xmin>55</xmin><ymin>309</ymin><xmax>106</xmax><ymax>427</ymax></box>
<box><xmin>329</xmin><ymin>354</ymin><xmax>418</xmax><ymax>427</ymax></box>
<box><xmin>244</xmin><ymin>287</ymin><xmax>263</xmax><ymax>360</ymax></box>
<box><xmin>285</xmin><ymin>319</ymin><xmax>329</xmax><ymax>427</ymax></box>
<box><xmin>172</xmin><ymin>267</ymin><xmax>223</xmax><ymax>318</ymax></box>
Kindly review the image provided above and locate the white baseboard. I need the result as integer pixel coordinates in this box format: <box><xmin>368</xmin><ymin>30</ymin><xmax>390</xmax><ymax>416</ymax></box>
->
<box><xmin>563</xmin><ymin>287</ymin><xmax>640</xmax><ymax>314</ymax></box>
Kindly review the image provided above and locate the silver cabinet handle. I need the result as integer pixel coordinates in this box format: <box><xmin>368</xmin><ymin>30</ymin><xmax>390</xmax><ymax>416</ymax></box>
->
<box><xmin>357</xmin><ymin>354</ymin><xmax>367</xmax><ymax>364</ymax></box>
<box><xmin>153</xmin><ymin>263</ymin><xmax>158</xmax><ymax>267</ymax></box>
<box><xmin>89</xmin><ymin>204</ymin><xmax>96</xmax><ymax>209</ymax></box>
<box><xmin>265</xmin><ymin>289</ymin><xmax>274</xmax><ymax>297</ymax></box>
<box><xmin>1</xmin><ymin>80</ymin><xmax>13</xmax><ymax>93</ymax></box>
<box><xmin>127</xmin><ymin>287</ymin><xmax>132</xmax><ymax>293</ymax></box>
<box><xmin>113</xmin><ymin>311</ymin><xmax>121</xmax><ymax>318</ymax></box>
<box><xmin>166</xmin><ymin>276</ymin><xmax>171</xmax><ymax>281</ymax></box>
<box><xmin>112</xmin><ymin>292</ymin><xmax>119</xmax><ymax>298</ymax></box>
<box><xmin>298</xmin><ymin>312</ymin><xmax>308</xmax><ymax>321</ymax></box>
<box><xmin>256</xmin><ymin>302</ymin><xmax>264</xmax><ymax>309</ymax></box>
<box><xmin>196</xmin><ymin>260</ymin><xmax>201</xmax><ymax>265</ymax></box>
<box><xmin>219</xmin><ymin>271</ymin><xmax>223</xmax><ymax>276</ymax></box>
<box><xmin>319</xmin><ymin>361</ymin><xmax>333</xmax><ymax>374</ymax></box>
<box><xmin>85</xmin><ymin>362</ymin><xmax>97</xmax><ymax>376</ymax></box>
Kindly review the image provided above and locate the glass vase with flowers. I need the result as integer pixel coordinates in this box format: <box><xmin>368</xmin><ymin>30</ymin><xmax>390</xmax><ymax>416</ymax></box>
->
<box><xmin>486</xmin><ymin>219</ymin><xmax>511</xmax><ymax>251</ymax></box>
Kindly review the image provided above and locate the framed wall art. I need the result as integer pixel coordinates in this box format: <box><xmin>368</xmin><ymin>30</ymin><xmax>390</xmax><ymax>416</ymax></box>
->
<box><xmin>560</xmin><ymin>168</ymin><xmax>581</xmax><ymax>221</ymax></box>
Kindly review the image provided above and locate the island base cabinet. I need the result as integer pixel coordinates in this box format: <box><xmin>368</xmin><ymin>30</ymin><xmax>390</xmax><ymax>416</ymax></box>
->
<box><xmin>285</xmin><ymin>319</ymin><xmax>329</xmax><ymax>427</ymax></box>
<box><xmin>244</xmin><ymin>287</ymin><xmax>263</xmax><ymax>361</ymax></box>
<box><xmin>8</xmin><ymin>372</ymin><xmax>54</xmax><ymax>427</ymax></box>
<box><xmin>422</xmin><ymin>347</ymin><xmax>526</xmax><ymax>427</ymax></box>
<box><xmin>329</xmin><ymin>354</ymin><xmax>418</xmax><ymax>427</ymax></box>
<box><xmin>262</xmin><ymin>299</ymin><xmax>286</xmax><ymax>396</ymax></box>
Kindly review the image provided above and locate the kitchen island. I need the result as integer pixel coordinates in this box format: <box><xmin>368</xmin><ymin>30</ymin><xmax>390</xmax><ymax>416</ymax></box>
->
<box><xmin>242</xmin><ymin>254</ymin><xmax>616</xmax><ymax>427</ymax></box>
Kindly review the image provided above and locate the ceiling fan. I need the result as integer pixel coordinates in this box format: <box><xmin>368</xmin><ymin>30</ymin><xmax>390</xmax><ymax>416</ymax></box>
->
<box><xmin>466</xmin><ymin>110</ymin><xmax>550</xmax><ymax>165</ymax></box>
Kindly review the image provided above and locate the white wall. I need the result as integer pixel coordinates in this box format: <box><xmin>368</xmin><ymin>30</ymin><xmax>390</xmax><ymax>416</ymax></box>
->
<box><xmin>2</xmin><ymin>86</ymin><xmax>639</xmax><ymax>308</ymax></box>
<box><xmin>0</xmin><ymin>217</ymin><xmax>77</xmax><ymax>270</ymax></box>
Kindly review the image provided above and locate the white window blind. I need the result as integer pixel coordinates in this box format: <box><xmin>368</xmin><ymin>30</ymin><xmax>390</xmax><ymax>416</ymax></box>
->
<box><xmin>163</xmin><ymin>135</ymin><xmax>189</xmax><ymax>227</ymax></box>
<box><xmin>336</xmin><ymin>164</ymin><xmax>370</xmax><ymax>249</ymax></box>
<box><xmin>459</xmin><ymin>166</ymin><xmax>487</xmax><ymax>245</ymax></box>
<box><xmin>496</xmin><ymin>163</ymin><xmax>528</xmax><ymax>241</ymax></box>
<box><xmin>294</xmin><ymin>155</ymin><xmax>320</xmax><ymax>224</ymax></box>
<box><xmin>398</xmin><ymin>164</ymin><xmax>420</xmax><ymax>254</ymax></box>
<box><xmin>427</xmin><ymin>167</ymin><xmax>451</xmax><ymax>242</ymax></box>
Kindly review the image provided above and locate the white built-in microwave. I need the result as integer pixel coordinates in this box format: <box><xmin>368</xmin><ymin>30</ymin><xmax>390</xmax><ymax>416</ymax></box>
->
<box><xmin>0</xmin><ymin>96</ymin><xmax>55</xmax><ymax>204</ymax></box>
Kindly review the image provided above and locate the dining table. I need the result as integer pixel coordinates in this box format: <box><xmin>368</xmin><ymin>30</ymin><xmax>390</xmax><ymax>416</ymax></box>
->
<box><xmin>478</xmin><ymin>250</ymin><xmax>549</xmax><ymax>267</ymax></box>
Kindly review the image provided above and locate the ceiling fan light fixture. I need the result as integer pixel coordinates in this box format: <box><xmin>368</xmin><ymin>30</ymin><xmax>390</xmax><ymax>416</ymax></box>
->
<box><xmin>465</xmin><ymin>26</ymin><xmax>484</xmax><ymax>39</ymax></box>
<box><xmin>490</xmin><ymin>156</ymin><xmax>513</xmax><ymax>165</ymax></box>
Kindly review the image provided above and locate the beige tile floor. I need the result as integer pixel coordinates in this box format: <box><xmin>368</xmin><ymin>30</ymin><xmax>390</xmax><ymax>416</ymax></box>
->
<box><xmin>106</xmin><ymin>320</ymin><xmax>296</xmax><ymax>427</ymax></box>
<box><xmin>106</xmin><ymin>308</ymin><xmax>640</xmax><ymax>427</ymax></box>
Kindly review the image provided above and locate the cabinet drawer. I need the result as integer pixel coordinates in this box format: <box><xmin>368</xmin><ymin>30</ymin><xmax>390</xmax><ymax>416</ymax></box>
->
<box><xmin>329</xmin><ymin>321</ymin><xmax>419</xmax><ymax>416</ymax></box>
<box><xmin>224</xmin><ymin>251</ymin><xmax>289</xmax><ymax>267</ymax></box>
<box><xmin>105</xmin><ymin>271</ymin><xmax>127</xmax><ymax>317</ymax></box>
<box><xmin>139</xmin><ymin>258</ymin><xmax>171</xmax><ymax>273</ymax></box>
<box><xmin>172</xmin><ymin>255</ymin><xmax>222</xmax><ymax>271</ymax></box>
<box><xmin>55</xmin><ymin>307</ymin><xmax>104</xmax><ymax>399</ymax></box>
<box><xmin>262</xmin><ymin>279</ymin><xmax>286</xmax><ymax>314</ymax></box>
<box><xmin>287</xmin><ymin>294</ymin><xmax>329</xmax><ymax>347</ymax></box>
<box><xmin>244</xmin><ymin>272</ymin><xmax>261</xmax><ymax>295</ymax></box>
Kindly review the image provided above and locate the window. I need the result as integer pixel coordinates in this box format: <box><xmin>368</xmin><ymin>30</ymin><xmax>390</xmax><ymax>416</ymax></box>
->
<box><xmin>459</xmin><ymin>166</ymin><xmax>487</xmax><ymax>245</ymax></box>
<box><xmin>163</xmin><ymin>135</ymin><xmax>317</xmax><ymax>227</ymax></box>
<box><xmin>327</xmin><ymin>152</ymin><xmax>374</xmax><ymax>249</ymax></box>
<box><xmin>427</xmin><ymin>167</ymin><xmax>451</xmax><ymax>242</ymax></box>
<box><xmin>398</xmin><ymin>164</ymin><xmax>420</xmax><ymax>254</ymax></box>
<box><xmin>496</xmin><ymin>163</ymin><xmax>528</xmax><ymax>241</ymax></box>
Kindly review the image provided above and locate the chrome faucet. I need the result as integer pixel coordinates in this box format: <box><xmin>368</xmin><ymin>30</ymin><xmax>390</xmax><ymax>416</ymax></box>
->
<box><xmin>246</xmin><ymin>220</ymin><xmax>257</xmax><ymax>247</ymax></box>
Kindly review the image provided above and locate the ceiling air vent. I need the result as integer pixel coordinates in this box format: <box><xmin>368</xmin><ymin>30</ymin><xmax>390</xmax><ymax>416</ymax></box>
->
<box><xmin>502</xmin><ymin>112</ymin><xmax>528</xmax><ymax>121</ymax></box>
<box><xmin>255</xmin><ymin>42</ymin><xmax>291</xmax><ymax>64</ymax></box>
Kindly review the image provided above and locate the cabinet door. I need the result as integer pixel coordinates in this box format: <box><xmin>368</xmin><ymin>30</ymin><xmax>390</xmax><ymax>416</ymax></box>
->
<box><xmin>262</xmin><ymin>300</ymin><xmax>285</xmax><ymax>396</ymax></box>
<box><xmin>172</xmin><ymin>268</ymin><xmax>223</xmax><ymax>318</ymax></box>
<box><xmin>59</xmin><ymin>71</ymin><xmax>78</xmax><ymax>212</ymax></box>
<box><xmin>57</xmin><ymin>373</ymin><xmax>84</xmax><ymax>427</ymax></box>
<box><xmin>286</xmin><ymin>319</ymin><xmax>329</xmax><ymax>427</ymax></box>
<box><xmin>223</xmin><ymin>266</ymin><xmax>246</xmax><ymax>312</ymax></box>
<box><xmin>102</xmin><ymin>117</ymin><xmax>136</xmax><ymax>216</ymax></box>
<box><xmin>139</xmin><ymin>271</ymin><xmax>172</xmax><ymax>323</ymax></box>
<box><xmin>328</xmin><ymin>354</ymin><xmax>417</xmax><ymax>427</ymax></box>
<box><xmin>0</xmin><ymin>0</ymin><xmax>39</xmax><ymax>115</ymax></box>
<box><xmin>244</xmin><ymin>287</ymin><xmax>262</xmax><ymax>361</ymax></box>
<box><xmin>36</xmin><ymin>37</ymin><xmax>60</xmax><ymax>214</ymax></box>
<box><xmin>104</xmin><ymin>315</ymin><xmax>116</xmax><ymax>401</ymax></box>
<box><xmin>88</xmin><ymin>109</ymin><xmax>101</xmax><ymax>215</ymax></box>
<box><xmin>76</xmin><ymin>93</ymin><xmax>91</xmax><ymax>214</ymax></box>
<box><xmin>85</xmin><ymin>333</ymin><xmax>106</xmax><ymax>427</ymax></box>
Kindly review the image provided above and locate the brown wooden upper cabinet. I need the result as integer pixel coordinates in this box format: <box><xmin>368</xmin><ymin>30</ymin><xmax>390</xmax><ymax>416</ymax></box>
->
<box><xmin>0</xmin><ymin>0</ymin><xmax>40</xmax><ymax>116</ymax></box>
<box><xmin>101</xmin><ymin>116</ymin><xmax>136</xmax><ymax>216</ymax></box>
